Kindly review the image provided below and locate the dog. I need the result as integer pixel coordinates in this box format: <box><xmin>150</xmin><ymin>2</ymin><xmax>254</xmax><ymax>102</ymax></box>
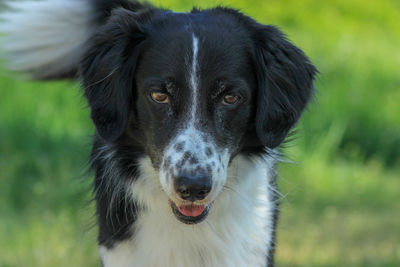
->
<box><xmin>0</xmin><ymin>0</ymin><xmax>317</xmax><ymax>266</ymax></box>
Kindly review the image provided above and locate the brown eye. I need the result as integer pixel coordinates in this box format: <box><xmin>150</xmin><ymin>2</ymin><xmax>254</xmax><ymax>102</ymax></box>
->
<box><xmin>222</xmin><ymin>94</ymin><xmax>240</xmax><ymax>105</ymax></box>
<box><xmin>151</xmin><ymin>92</ymin><xmax>169</xmax><ymax>104</ymax></box>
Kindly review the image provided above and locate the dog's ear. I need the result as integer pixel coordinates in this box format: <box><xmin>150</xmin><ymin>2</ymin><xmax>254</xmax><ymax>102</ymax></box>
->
<box><xmin>252</xmin><ymin>25</ymin><xmax>317</xmax><ymax>148</ymax></box>
<box><xmin>80</xmin><ymin>8</ymin><xmax>146</xmax><ymax>142</ymax></box>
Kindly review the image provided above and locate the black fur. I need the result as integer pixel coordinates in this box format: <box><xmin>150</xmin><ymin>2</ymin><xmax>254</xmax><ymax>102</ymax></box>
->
<box><xmin>90</xmin><ymin>135</ymin><xmax>145</xmax><ymax>249</ymax></box>
<box><xmin>252</xmin><ymin>25</ymin><xmax>317</xmax><ymax>148</ymax></box>
<box><xmin>80</xmin><ymin>8</ymin><xmax>149</xmax><ymax>141</ymax></box>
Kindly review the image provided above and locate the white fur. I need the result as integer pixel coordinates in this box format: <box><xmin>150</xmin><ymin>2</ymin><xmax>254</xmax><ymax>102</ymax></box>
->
<box><xmin>0</xmin><ymin>0</ymin><xmax>97</xmax><ymax>78</ymax></box>
<box><xmin>100</xmin><ymin>154</ymin><xmax>276</xmax><ymax>267</ymax></box>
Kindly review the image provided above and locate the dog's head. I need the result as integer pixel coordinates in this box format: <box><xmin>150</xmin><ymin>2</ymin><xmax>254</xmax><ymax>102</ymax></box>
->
<box><xmin>81</xmin><ymin>8</ymin><xmax>316</xmax><ymax>224</ymax></box>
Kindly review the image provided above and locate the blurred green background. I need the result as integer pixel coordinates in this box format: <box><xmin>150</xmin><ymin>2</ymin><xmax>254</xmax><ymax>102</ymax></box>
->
<box><xmin>1</xmin><ymin>0</ymin><xmax>399</xmax><ymax>266</ymax></box>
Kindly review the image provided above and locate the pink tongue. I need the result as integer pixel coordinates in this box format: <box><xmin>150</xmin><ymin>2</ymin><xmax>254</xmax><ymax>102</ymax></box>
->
<box><xmin>178</xmin><ymin>205</ymin><xmax>206</xmax><ymax>217</ymax></box>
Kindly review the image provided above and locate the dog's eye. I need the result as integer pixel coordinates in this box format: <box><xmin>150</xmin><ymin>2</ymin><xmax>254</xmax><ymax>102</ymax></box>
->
<box><xmin>222</xmin><ymin>94</ymin><xmax>240</xmax><ymax>105</ymax></box>
<box><xmin>151</xmin><ymin>92</ymin><xmax>169</xmax><ymax>104</ymax></box>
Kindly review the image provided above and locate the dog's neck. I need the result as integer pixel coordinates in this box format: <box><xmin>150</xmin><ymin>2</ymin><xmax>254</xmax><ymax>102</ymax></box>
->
<box><xmin>99</xmin><ymin>154</ymin><xmax>277</xmax><ymax>267</ymax></box>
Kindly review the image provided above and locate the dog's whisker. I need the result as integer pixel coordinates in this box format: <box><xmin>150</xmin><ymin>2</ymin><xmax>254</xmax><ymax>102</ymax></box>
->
<box><xmin>83</xmin><ymin>67</ymin><xmax>119</xmax><ymax>90</ymax></box>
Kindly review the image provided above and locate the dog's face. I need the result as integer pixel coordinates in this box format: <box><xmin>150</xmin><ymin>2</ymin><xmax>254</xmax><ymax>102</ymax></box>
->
<box><xmin>81</xmin><ymin>8</ymin><xmax>316</xmax><ymax>224</ymax></box>
<box><xmin>134</xmin><ymin>25</ymin><xmax>256</xmax><ymax>223</ymax></box>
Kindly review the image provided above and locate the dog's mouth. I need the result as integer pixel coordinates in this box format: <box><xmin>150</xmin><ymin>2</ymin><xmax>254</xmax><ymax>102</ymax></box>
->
<box><xmin>170</xmin><ymin>201</ymin><xmax>210</xmax><ymax>224</ymax></box>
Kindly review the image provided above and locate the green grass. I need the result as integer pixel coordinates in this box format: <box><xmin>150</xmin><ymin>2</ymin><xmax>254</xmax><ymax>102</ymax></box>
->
<box><xmin>1</xmin><ymin>0</ymin><xmax>399</xmax><ymax>266</ymax></box>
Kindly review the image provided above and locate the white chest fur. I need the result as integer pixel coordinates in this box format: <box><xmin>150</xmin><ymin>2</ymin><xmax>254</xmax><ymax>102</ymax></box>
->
<box><xmin>99</xmin><ymin>155</ymin><xmax>276</xmax><ymax>267</ymax></box>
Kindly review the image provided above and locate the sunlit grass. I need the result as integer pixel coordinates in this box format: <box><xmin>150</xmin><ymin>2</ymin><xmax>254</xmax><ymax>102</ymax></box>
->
<box><xmin>1</xmin><ymin>211</ymin><xmax>98</xmax><ymax>267</ymax></box>
<box><xmin>277</xmin><ymin>152</ymin><xmax>400</xmax><ymax>266</ymax></box>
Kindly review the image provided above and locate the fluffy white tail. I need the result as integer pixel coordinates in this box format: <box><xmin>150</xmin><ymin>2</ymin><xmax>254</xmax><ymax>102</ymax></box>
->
<box><xmin>0</xmin><ymin>0</ymin><xmax>99</xmax><ymax>79</ymax></box>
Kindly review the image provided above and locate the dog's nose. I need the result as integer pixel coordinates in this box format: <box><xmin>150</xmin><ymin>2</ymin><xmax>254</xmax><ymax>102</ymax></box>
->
<box><xmin>174</xmin><ymin>175</ymin><xmax>212</xmax><ymax>201</ymax></box>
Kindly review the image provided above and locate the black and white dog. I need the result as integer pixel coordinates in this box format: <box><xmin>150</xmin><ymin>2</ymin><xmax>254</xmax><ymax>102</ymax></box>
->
<box><xmin>0</xmin><ymin>0</ymin><xmax>316</xmax><ymax>266</ymax></box>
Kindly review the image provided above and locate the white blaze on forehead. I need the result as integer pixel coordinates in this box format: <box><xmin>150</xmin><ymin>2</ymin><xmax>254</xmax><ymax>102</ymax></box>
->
<box><xmin>189</xmin><ymin>34</ymin><xmax>200</xmax><ymax>125</ymax></box>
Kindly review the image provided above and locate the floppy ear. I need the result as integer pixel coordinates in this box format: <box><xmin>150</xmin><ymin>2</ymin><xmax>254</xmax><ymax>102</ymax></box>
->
<box><xmin>80</xmin><ymin>8</ymin><xmax>146</xmax><ymax>142</ymax></box>
<box><xmin>252</xmin><ymin>25</ymin><xmax>317</xmax><ymax>148</ymax></box>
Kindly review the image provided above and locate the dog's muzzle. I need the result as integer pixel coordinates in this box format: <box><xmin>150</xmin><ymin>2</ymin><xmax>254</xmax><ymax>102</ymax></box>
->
<box><xmin>159</xmin><ymin>129</ymin><xmax>229</xmax><ymax>224</ymax></box>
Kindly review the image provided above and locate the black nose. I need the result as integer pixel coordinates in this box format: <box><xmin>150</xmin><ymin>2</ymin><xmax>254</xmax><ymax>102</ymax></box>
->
<box><xmin>174</xmin><ymin>175</ymin><xmax>212</xmax><ymax>201</ymax></box>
